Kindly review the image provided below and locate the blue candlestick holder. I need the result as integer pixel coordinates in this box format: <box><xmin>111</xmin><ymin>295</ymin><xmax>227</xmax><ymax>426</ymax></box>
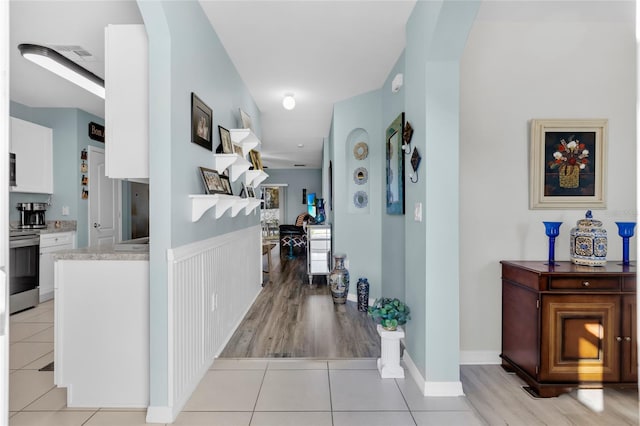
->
<box><xmin>543</xmin><ymin>222</ymin><xmax>562</xmax><ymax>265</ymax></box>
<box><xmin>615</xmin><ymin>222</ymin><xmax>636</xmax><ymax>266</ymax></box>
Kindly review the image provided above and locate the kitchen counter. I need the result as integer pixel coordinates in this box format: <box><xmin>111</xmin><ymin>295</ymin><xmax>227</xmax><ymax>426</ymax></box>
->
<box><xmin>9</xmin><ymin>220</ymin><xmax>77</xmax><ymax>235</ymax></box>
<box><xmin>53</xmin><ymin>244</ymin><xmax>149</xmax><ymax>261</ymax></box>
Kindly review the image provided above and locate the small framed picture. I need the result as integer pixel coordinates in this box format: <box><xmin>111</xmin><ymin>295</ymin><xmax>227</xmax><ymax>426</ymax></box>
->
<box><xmin>239</xmin><ymin>108</ymin><xmax>253</xmax><ymax>132</ymax></box>
<box><xmin>218</xmin><ymin>125</ymin><xmax>233</xmax><ymax>154</ymax></box>
<box><xmin>250</xmin><ymin>150</ymin><xmax>263</xmax><ymax>171</ymax></box>
<box><xmin>233</xmin><ymin>143</ymin><xmax>244</xmax><ymax>157</ymax></box>
<box><xmin>191</xmin><ymin>93</ymin><xmax>213</xmax><ymax>151</ymax></box>
<box><xmin>240</xmin><ymin>182</ymin><xmax>255</xmax><ymax>198</ymax></box>
<box><xmin>198</xmin><ymin>166</ymin><xmax>225</xmax><ymax>194</ymax></box>
<box><xmin>220</xmin><ymin>175</ymin><xmax>233</xmax><ymax>195</ymax></box>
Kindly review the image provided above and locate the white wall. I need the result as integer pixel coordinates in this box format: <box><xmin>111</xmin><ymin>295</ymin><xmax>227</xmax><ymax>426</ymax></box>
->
<box><xmin>459</xmin><ymin>1</ymin><xmax>636</xmax><ymax>363</ymax></box>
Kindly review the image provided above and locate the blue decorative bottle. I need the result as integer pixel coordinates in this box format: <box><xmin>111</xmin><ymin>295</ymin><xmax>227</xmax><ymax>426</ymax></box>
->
<box><xmin>357</xmin><ymin>278</ymin><xmax>369</xmax><ymax>312</ymax></box>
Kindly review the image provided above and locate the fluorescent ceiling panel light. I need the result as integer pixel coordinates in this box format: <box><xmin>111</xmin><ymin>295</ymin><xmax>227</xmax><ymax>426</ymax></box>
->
<box><xmin>18</xmin><ymin>43</ymin><xmax>105</xmax><ymax>99</ymax></box>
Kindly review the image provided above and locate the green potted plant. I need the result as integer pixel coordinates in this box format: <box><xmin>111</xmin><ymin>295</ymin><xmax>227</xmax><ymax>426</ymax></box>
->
<box><xmin>367</xmin><ymin>298</ymin><xmax>411</xmax><ymax>331</ymax></box>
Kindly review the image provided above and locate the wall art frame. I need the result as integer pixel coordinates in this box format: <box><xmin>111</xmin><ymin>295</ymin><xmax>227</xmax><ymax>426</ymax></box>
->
<box><xmin>239</xmin><ymin>108</ymin><xmax>253</xmax><ymax>132</ymax></box>
<box><xmin>218</xmin><ymin>125</ymin><xmax>233</xmax><ymax>154</ymax></box>
<box><xmin>250</xmin><ymin>150</ymin><xmax>263</xmax><ymax>170</ymax></box>
<box><xmin>198</xmin><ymin>166</ymin><xmax>225</xmax><ymax>194</ymax></box>
<box><xmin>386</xmin><ymin>112</ymin><xmax>405</xmax><ymax>215</ymax></box>
<box><xmin>530</xmin><ymin>118</ymin><xmax>607</xmax><ymax>209</ymax></box>
<box><xmin>219</xmin><ymin>174</ymin><xmax>233</xmax><ymax>195</ymax></box>
<box><xmin>191</xmin><ymin>93</ymin><xmax>213</xmax><ymax>151</ymax></box>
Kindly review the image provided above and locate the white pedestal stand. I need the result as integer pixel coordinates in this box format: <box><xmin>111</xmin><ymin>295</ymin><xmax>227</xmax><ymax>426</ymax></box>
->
<box><xmin>376</xmin><ymin>324</ymin><xmax>405</xmax><ymax>378</ymax></box>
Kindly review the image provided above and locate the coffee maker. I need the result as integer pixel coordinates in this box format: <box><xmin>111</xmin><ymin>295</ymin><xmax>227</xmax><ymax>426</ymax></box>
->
<box><xmin>17</xmin><ymin>202</ymin><xmax>47</xmax><ymax>229</ymax></box>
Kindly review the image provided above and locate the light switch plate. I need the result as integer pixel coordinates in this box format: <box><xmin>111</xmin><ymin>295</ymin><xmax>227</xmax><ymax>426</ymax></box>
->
<box><xmin>62</xmin><ymin>206</ymin><xmax>70</xmax><ymax>216</ymax></box>
<box><xmin>414</xmin><ymin>202</ymin><xmax>422</xmax><ymax>222</ymax></box>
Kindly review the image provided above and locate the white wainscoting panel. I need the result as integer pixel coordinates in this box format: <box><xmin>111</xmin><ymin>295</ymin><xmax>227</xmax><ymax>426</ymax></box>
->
<box><xmin>166</xmin><ymin>226</ymin><xmax>261</xmax><ymax>419</ymax></box>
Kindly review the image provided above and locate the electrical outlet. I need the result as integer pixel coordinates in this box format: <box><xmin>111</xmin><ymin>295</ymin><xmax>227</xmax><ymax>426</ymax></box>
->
<box><xmin>414</xmin><ymin>202</ymin><xmax>422</xmax><ymax>222</ymax></box>
<box><xmin>62</xmin><ymin>206</ymin><xmax>70</xmax><ymax>216</ymax></box>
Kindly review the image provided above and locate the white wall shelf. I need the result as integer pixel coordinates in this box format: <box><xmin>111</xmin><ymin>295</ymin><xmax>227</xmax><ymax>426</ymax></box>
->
<box><xmin>244</xmin><ymin>170</ymin><xmax>268</xmax><ymax>188</ymax></box>
<box><xmin>190</xmin><ymin>194</ymin><xmax>256</xmax><ymax>221</ymax></box>
<box><xmin>245</xmin><ymin>199</ymin><xmax>261</xmax><ymax>215</ymax></box>
<box><xmin>212</xmin><ymin>154</ymin><xmax>239</xmax><ymax>174</ymax></box>
<box><xmin>229</xmin><ymin>157</ymin><xmax>252</xmax><ymax>182</ymax></box>
<box><xmin>229</xmin><ymin>129</ymin><xmax>260</xmax><ymax>155</ymax></box>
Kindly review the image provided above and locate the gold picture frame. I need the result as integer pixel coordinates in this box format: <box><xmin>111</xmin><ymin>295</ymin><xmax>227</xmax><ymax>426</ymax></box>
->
<box><xmin>530</xmin><ymin>119</ymin><xmax>607</xmax><ymax>209</ymax></box>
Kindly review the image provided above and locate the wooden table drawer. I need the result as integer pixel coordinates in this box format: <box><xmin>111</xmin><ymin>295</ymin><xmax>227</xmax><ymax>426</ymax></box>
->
<box><xmin>549</xmin><ymin>277</ymin><xmax>620</xmax><ymax>290</ymax></box>
<box><xmin>623</xmin><ymin>277</ymin><xmax>636</xmax><ymax>291</ymax></box>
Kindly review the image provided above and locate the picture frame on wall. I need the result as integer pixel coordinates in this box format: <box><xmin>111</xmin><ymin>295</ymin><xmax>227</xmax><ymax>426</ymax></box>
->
<box><xmin>220</xmin><ymin>174</ymin><xmax>233</xmax><ymax>195</ymax></box>
<box><xmin>249</xmin><ymin>150</ymin><xmax>263</xmax><ymax>171</ymax></box>
<box><xmin>218</xmin><ymin>125</ymin><xmax>233</xmax><ymax>154</ymax></box>
<box><xmin>191</xmin><ymin>93</ymin><xmax>213</xmax><ymax>151</ymax></box>
<box><xmin>198</xmin><ymin>166</ymin><xmax>225</xmax><ymax>194</ymax></box>
<box><xmin>239</xmin><ymin>108</ymin><xmax>253</xmax><ymax>132</ymax></box>
<box><xmin>385</xmin><ymin>112</ymin><xmax>405</xmax><ymax>215</ymax></box>
<box><xmin>530</xmin><ymin>118</ymin><xmax>607</xmax><ymax>209</ymax></box>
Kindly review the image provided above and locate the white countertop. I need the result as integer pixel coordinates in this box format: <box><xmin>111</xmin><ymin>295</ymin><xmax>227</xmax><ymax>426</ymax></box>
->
<box><xmin>53</xmin><ymin>244</ymin><xmax>149</xmax><ymax>261</ymax></box>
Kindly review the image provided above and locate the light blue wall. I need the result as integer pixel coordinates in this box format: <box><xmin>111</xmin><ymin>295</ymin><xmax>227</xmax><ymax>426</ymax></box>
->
<box><xmin>404</xmin><ymin>0</ymin><xmax>479</xmax><ymax>385</ymax></box>
<box><xmin>381</xmin><ymin>52</ymin><xmax>406</xmax><ymax>301</ymax></box>
<box><xmin>9</xmin><ymin>101</ymin><xmax>104</xmax><ymax>247</ymax></box>
<box><xmin>263</xmin><ymin>169</ymin><xmax>321</xmax><ymax>224</ymax></box>
<box><xmin>138</xmin><ymin>0</ymin><xmax>262</xmax><ymax>409</ymax></box>
<box><xmin>331</xmin><ymin>90</ymin><xmax>383</xmax><ymax>299</ymax></box>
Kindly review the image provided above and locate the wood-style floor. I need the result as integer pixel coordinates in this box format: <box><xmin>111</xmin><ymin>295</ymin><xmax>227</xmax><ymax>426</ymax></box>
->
<box><xmin>462</xmin><ymin>365</ymin><xmax>639</xmax><ymax>425</ymax></box>
<box><xmin>219</xmin><ymin>247</ymin><xmax>380</xmax><ymax>358</ymax></box>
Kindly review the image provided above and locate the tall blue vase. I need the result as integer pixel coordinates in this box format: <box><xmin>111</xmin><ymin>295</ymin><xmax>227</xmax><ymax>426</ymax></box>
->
<box><xmin>615</xmin><ymin>222</ymin><xmax>636</xmax><ymax>266</ymax></box>
<box><xmin>543</xmin><ymin>221</ymin><xmax>562</xmax><ymax>265</ymax></box>
<box><xmin>315</xmin><ymin>198</ymin><xmax>326</xmax><ymax>224</ymax></box>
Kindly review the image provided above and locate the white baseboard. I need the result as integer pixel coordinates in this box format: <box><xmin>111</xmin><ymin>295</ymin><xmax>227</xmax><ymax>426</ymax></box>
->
<box><xmin>403</xmin><ymin>350</ymin><xmax>464</xmax><ymax>396</ymax></box>
<box><xmin>146</xmin><ymin>406</ymin><xmax>175</xmax><ymax>424</ymax></box>
<box><xmin>460</xmin><ymin>350</ymin><xmax>501</xmax><ymax>365</ymax></box>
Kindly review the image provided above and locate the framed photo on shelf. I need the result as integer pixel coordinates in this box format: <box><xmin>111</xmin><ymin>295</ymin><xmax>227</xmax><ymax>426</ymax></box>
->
<box><xmin>239</xmin><ymin>108</ymin><xmax>253</xmax><ymax>132</ymax></box>
<box><xmin>220</xmin><ymin>175</ymin><xmax>233</xmax><ymax>195</ymax></box>
<box><xmin>240</xmin><ymin>182</ymin><xmax>255</xmax><ymax>198</ymax></box>
<box><xmin>233</xmin><ymin>143</ymin><xmax>244</xmax><ymax>157</ymax></box>
<box><xmin>218</xmin><ymin>125</ymin><xmax>233</xmax><ymax>154</ymax></box>
<box><xmin>198</xmin><ymin>166</ymin><xmax>225</xmax><ymax>194</ymax></box>
<box><xmin>249</xmin><ymin>150</ymin><xmax>263</xmax><ymax>171</ymax></box>
<box><xmin>191</xmin><ymin>93</ymin><xmax>213</xmax><ymax>151</ymax></box>
<box><xmin>530</xmin><ymin>118</ymin><xmax>607</xmax><ymax>209</ymax></box>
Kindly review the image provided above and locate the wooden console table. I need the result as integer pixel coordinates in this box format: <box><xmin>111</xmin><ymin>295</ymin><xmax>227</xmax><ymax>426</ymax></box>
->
<box><xmin>500</xmin><ymin>260</ymin><xmax>637</xmax><ymax>397</ymax></box>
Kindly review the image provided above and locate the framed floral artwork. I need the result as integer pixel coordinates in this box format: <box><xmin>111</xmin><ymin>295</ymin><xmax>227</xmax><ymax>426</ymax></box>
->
<box><xmin>530</xmin><ymin>119</ymin><xmax>607</xmax><ymax>209</ymax></box>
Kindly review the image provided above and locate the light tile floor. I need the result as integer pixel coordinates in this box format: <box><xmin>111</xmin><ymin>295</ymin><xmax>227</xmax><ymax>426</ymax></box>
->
<box><xmin>9</xmin><ymin>301</ymin><xmax>486</xmax><ymax>425</ymax></box>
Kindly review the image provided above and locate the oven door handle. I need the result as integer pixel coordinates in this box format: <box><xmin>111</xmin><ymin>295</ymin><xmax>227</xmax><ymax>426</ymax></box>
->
<box><xmin>9</xmin><ymin>238</ymin><xmax>39</xmax><ymax>249</ymax></box>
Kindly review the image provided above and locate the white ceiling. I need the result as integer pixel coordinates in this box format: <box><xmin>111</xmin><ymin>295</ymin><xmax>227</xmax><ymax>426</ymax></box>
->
<box><xmin>9</xmin><ymin>0</ymin><xmax>416</xmax><ymax>169</ymax></box>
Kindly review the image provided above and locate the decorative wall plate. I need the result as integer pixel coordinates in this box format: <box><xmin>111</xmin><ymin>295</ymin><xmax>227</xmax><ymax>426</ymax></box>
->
<box><xmin>353</xmin><ymin>167</ymin><xmax>368</xmax><ymax>185</ymax></box>
<box><xmin>353</xmin><ymin>191</ymin><xmax>368</xmax><ymax>208</ymax></box>
<box><xmin>353</xmin><ymin>142</ymin><xmax>369</xmax><ymax>160</ymax></box>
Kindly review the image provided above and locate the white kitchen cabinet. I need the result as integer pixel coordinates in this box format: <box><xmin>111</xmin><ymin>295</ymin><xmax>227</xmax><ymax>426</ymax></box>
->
<box><xmin>104</xmin><ymin>24</ymin><xmax>148</xmax><ymax>183</ymax></box>
<box><xmin>9</xmin><ymin>117</ymin><xmax>53</xmax><ymax>194</ymax></box>
<box><xmin>39</xmin><ymin>232</ymin><xmax>75</xmax><ymax>302</ymax></box>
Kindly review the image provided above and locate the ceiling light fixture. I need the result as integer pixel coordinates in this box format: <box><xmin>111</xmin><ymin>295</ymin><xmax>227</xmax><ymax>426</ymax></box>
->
<box><xmin>18</xmin><ymin>43</ymin><xmax>105</xmax><ymax>99</ymax></box>
<box><xmin>282</xmin><ymin>94</ymin><xmax>296</xmax><ymax>110</ymax></box>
